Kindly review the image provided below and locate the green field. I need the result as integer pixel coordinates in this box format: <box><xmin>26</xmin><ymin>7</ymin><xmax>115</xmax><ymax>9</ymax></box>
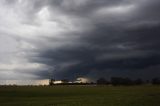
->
<box><xmin>0</xmin><ymin>85</ymin><xmax>160</xmax><ymax>106</ymax></box>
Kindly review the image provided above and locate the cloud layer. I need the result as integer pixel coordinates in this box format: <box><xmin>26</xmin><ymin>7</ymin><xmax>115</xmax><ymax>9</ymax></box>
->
<box><xmin>0</xmin><ymin>0</ymin><xmax>160</xmax><ymax>80</ymax></box>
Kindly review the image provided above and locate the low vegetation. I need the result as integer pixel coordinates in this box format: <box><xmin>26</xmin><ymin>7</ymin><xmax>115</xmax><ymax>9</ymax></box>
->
<box><xmin>0</xmin><ymin>85</ymin><xmax>160</xmax><ymax>106</ymax></box>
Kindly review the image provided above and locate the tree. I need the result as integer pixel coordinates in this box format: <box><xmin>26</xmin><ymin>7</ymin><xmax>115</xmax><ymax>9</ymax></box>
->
<box><xmin>61</xmin><ymin>79</ymin><xmax>69</xmax><ymax>84</ymax></box>
<box><xmin>134</xmin><ymin>78</ymin><xmax>143</xmax><ymax>85</ymax></box>
<box><xmin>97</xmin><ymin>78</ymin><xmax>109</xmax><ymax>85</ymax></box>
<box><xmin>111</xmin><ymin>77</ymin><xmax>133</xmax><ymax>85</ymax></box>
<box><xmin>49</xmin><ymin>79</ymin><xmax>55</xmax><ymax>86</ymax></box>
<box><xmin>152</xmin><ymin>78</ymin><xmax>160</xmax><ymax>85</ymax></box>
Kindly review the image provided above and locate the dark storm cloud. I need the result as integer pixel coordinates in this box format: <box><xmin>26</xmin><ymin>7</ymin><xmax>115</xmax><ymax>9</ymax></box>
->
<box><xmin>33</xmin><ymin>0</ymin><xmax>160</xmax><ymax>80</ymax></box>
<box><xmin>38</xmin><ymin>25</ymin><xmax>160</xmax><ymax>80</ymax></box>
<box><xmin>0</xmin><ymin>0</ymin><xmax>160</xmax><ymax>80</ymax></box>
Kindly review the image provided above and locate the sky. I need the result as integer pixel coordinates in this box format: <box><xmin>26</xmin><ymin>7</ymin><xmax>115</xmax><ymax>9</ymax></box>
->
<box><xmin>0</xmin><ymin>0</ymin><xmax>160</xmax><ymax>81</ymax></box>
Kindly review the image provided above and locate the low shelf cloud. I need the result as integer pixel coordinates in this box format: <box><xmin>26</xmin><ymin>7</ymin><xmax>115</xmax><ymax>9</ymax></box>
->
<box><xmin>0</xmin><ymin>0</ymin><xmax>160</xmax><ymax>81</ymax></box>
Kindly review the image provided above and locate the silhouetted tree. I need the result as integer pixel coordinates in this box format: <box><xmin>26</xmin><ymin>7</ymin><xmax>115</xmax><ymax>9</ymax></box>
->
<box><xmin>111</xmin><ymin>77</ymin><xmax>133</xmax><ymax>85</ymax></box>
<box><xmin>61</xmin><ymin>79</ymin><xmax>69</xmax><ymax>84</ymax></box>
<box><xmin>49</xmin><ymin>79</ymin><xmax>55</xmax><ymax>86</ymax></box>
<box><xmin>97</xmin><ymin>78</ymin><xmax>109</xmax><ymax>85</ymax></box>
<box><xmin>134</xmin><ymin>78</ymin><xmax>143</xmax><ymax>85</ymax></box>
<box><xmin>152</xmin><ymin>78</ymin><xmax>160</xmax><ymax>85</ymax></box>
<box><xmin>146</xmin><ymin>80</ymin><xmax>150</xmax><ymax>84</ymax></box>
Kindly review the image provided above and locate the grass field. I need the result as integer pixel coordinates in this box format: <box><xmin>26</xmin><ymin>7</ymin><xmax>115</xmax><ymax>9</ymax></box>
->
<box><xmin>0</xmin><ymin>85</ymin><xmax>160</xmax><ymax>106</ymax></box>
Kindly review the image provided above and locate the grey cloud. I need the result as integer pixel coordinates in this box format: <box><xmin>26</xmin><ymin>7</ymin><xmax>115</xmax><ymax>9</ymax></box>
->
<box><xmin>0</xmin><ymin>0</ymin><xmax>160</xmax><ymax>81</ymax></box>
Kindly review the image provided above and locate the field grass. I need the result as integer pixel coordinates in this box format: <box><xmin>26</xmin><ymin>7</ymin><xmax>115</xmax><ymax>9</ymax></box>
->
<box><xmin>0</xmin><ymin>85</ymin><xmax>160</xmax><ymax>106</ymax></box>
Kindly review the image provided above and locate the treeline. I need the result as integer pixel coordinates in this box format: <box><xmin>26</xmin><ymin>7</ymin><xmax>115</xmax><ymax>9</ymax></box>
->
<box><xmin>96</xmin><ymin>77</ymin><xmax>160</xmax><ymax>85</ymax></box>
<box><xmin>49</xmin><ymin>77</ymin><xmax>160</xmax><ymax>86</ymax></box>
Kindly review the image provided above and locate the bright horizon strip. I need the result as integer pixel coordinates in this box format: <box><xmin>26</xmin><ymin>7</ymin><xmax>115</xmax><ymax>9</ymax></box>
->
<box><xmin>0</xmin><ymin>79</ymin><xmax>49</xmax><ymax>85</ymax></box>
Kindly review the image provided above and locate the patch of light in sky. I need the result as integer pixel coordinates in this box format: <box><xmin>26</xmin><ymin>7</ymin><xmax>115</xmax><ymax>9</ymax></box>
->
<box><xmin>0</xmin><ymin>79</ymin><xmax>49</xmax><ymax>85</ymax></box>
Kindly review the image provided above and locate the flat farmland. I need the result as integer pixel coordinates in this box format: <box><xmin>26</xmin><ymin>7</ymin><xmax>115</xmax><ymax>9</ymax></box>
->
<box><xmin>0</xmin><ymin>85</ymin><xmax>160</xmax><ymax>106</ymax></box>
